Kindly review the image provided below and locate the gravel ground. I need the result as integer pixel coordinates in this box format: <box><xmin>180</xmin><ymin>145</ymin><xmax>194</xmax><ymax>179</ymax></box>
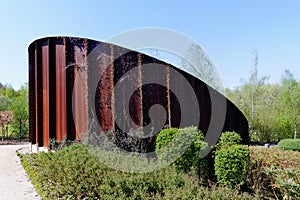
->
<box><xmin>0</xmin><ymin>145</ymin><xmax>41</xmax><ymax>200</ymax></box>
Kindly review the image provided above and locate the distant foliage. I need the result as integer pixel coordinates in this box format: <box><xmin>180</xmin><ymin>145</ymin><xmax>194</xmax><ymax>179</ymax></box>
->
<box><xmin>226</xmin><ymin>69</ymin><xmax>300</xmax><ymax>143</ymax></box>
<box><xmin>0</xmin><ymin>96</ymin><xmax>12</xmax><ymax>111</ymax></box>
<box><xmin>214</xmin><ymin>145</ymin><xmax>249</xmax><ymax>188</ymax></box>
<box><xmin>0</xmin><ymin>84</ymin><xmax>28</xmax><ymax>139</ymax></box>
<box><xmin>278</xmin><ymin>139</ymin><xmax>300</xmax><ymax>151</ymax></box>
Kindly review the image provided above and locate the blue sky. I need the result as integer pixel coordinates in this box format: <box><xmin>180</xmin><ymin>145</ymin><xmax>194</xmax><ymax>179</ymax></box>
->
<box><xmin>0</xmin><ymin>0</ymin><xmax>299</xmax><ymax>89</ymax></box>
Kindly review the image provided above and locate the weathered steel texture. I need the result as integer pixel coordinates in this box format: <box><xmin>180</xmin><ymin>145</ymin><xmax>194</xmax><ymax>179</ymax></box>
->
<box><xmin>42</xmin><ymin>44</ymin><xmax>49</xmax><ymax>147</ymax></box>
<box><xmin>29</xmin><ymin>36</ymin><xmax>249</xmax><ymax>148</ymax></box>
<box><xmin>55</xmin><ymin>39</ymin><xmax>67</xmax><ymax>141</ymax></box>
<box><xmin>73</xmin><ymin>39</ymin><xmax>89</xmax><ymax>140</ymax></box>
<box><xmin>95</xmin><ymin>43</ymin><xmax>115</xmax><ymax>132</ymax></box>
<box><xmin>36</xmin><ymin>42</ymin><xmax>43</xmax><ymax>146</ymax></box>
<box><xmin>28</xmin><ymin>45</ymin><xmax>36</xmax><ymax>144</ymax></box>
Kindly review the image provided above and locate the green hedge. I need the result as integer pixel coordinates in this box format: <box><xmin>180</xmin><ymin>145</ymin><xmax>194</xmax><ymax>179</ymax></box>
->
<box><xmin>216</xmin><ymin>131</ymin><xmax>242</xmax><ymax>150</ymax></box>
<box><xmin>214</xmin><ymin>145</ymin><xmax>249</xmax><ymax>188</ymax></box>
<box><xmin>155</xmin><ymin>126</ymin><xmax>208</xmax><ymax>173</ymax></box>
<box><xmin>248</xmin><ymin>147</ymin><xmax>300</xmax><ymax>199</ymax></box>
<box><xmin>278</xmin><ymin>139</ymin><xmax>300</xmax><ymax>151</ymax></box>
<box><xmin>19</xmin><ymin>144</ymin><xmax>257</xmax><ymax>199</ymax></box>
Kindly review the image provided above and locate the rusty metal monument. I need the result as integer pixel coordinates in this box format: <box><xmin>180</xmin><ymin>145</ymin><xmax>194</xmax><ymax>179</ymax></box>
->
<box><xmin>28</xmin><ymin>36</ymin><xmax>249</xmax><ymax>152</ymax></box>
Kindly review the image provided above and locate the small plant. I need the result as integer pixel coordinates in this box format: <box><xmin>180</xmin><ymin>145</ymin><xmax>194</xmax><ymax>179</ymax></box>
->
<box><xmin>278</xmin><ymin>139</ymin><xmax>300</xmax><ymax>151</ymax></box>
<box><xmin>214</xmin><ymin>145</ymin><xmax>249</xmax><ymax>188</ymax></box>
<box><xmin>48</xmin><ymin>137</ymin><xmax>75</xmax><ymax>151</ymax></box>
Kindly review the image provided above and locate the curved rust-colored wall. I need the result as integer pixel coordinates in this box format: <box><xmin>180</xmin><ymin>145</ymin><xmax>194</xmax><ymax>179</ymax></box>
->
<box><xmin>28</xmin><ymin>37</ymin><xmax>249</xmax><ymax>149</ymax></box>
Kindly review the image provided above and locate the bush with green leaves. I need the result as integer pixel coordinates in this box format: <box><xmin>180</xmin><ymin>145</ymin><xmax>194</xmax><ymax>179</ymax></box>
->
<box><xmin>19</xmin><ymin>143</ymin><xmax>257</xmax><ymax>199</ymax></box>
<box><xmin>248</xmin><ymin>146</ymin><xmax>300</xmax><ymax>199</ymax></box>
<box><xmin>214</xmin><ymin>144</ymin><xmax>249</xmax><ymax>188</ymax></box>
<box><xmin>156</xmin><ymin>126</ymin><xmax>208</xmax><ymax>174</ymax></box>
<box><xmin>278</xmin><ymin>139</ymin><xmax>300</xmax><ymax>151</ymax></box>
<box><xmin>216</xmin><ymin>131</ymin><xmax>242</xmax><ymax>149</ymax></box>
<box><xmin>265</xmin><ymin>167</ymin><xmax>300</xmax><ymax>199</ymax></box>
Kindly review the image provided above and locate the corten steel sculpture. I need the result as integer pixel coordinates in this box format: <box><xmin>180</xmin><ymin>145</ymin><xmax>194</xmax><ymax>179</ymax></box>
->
<box><xmin>28</xmin><ymin>36</ymin><xmax>249</xmax><ymax>151</ymax></box>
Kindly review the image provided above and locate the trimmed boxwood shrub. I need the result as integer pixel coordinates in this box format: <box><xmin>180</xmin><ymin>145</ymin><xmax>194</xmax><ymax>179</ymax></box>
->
<box><xmin>278</xmin><ymin>139</ymin><xmax>300</xmax><ymax>151</ymax></box>
<box><xmin>214</xmin><ymin>145</ymin><xmax>249</xmax><ymax>188</ymax></box>
<box><xmin>156</xmin><ymin>126</ymin><xmax>208</xmax><ymax>173</ymax></box>
<box><xmin>216</xmin><ymin>131</ymin><xmax>242</xmax><ymax>150</ymax></box>
<box><xmin>155</xmin><ymin>127</ymin><xmax>179</xmax><ymax>150</ymax></box>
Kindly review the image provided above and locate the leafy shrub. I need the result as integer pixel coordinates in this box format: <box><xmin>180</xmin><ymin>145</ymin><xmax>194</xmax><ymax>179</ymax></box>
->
<box><xmin>248</xmin><ymin>146</ymin><xmax>300</xmax><ymax>199</ymax></box>
<box><xmin>155</xmin><ymin>127</ymin><xmax>179</xmax><ymax>149</ymax></box>
<box><xmin>216</xmin><ymin>131</ymin><xmax>242</xmax><ymax>150</ymax></box>
<box><xmin>19</xmin><ymin>143</ymin><xmax>257</xmax><ymax>199</ymax></box>
<box><xmin>214</xmin><ymin>145</ymin><xmax>249</xmax><ymax>188</ymax></box>
<box><xmin>278</xmin><ymin>139</ymin><xmax>300</xmax><ymax>151</ymax></box>
<box><xmin>265</xmin><ymin>167</ymin><xmax>300</xmax><ymax>199</ymax></box>
<box><xmin>156</xmin><ymin>126</ymin><xmax>208</xmax><ymax>174</ymax></box>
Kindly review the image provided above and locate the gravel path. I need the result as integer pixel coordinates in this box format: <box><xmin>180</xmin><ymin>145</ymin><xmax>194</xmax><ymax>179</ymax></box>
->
<box><xmin>0</xmin><ymin>145</ymin><xmax>41</xmax><ymax>200</ymax></box>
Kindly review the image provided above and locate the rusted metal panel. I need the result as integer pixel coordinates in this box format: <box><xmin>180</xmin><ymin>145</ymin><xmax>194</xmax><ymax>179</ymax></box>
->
<box><xmin>137</xmin><ymin>53</ymin><xmax>143</xmax><ymax>127</ymax></box>
<box><xmin>141</xmin><ymin>58</ymin><xmax>169</xmax><ymax>131</ymax></box>
<box><xmin>36</xmin><ymin>42</ymin><xmax>43</xmax><ymax>146</ymax></box>
<box><xmin>166</xmin><ymin>65</ymin><xmax>171</xmax><ymax>128</ymax></box>
<box><xmin>65</xmin><ymin>38</ymin><xmax>76</xmax><ymax>141</ymax></box>
<box><xmin>42</xmin><ymin>44</ymin><xmax>50</xmax><ymax>147</ymax></box>
<box><xmin>95</xmin><ymin>43</ymin><xmax>115</xmax><ymax>132</ymax></box>
<box><xmin>109</xmin><ymin>44</ymin><xmax>115</xmax><ymax>131</ymax></box>
<box><xmin>34</xmin><ymin>47</ymin><xmax>38</xmax><ymax>145</ymax></box>
<box><xmin>55</xmin><ymin>42</ymin><xmax>67</xmax><ymax>141</ymax></box>
<box><xmin>48</xmin><ymin>38</ymin><xmax>56</xmax><ymax>141</ymax></box>
<box><xmin>73</xmin><ymin>39</ymin><xmax>88</xmax><ymax>140</ymax></box>
<box><xmin>28</xmin><ymin>43</ymin><xmax>36</xmax><ymax>144</ymax></box>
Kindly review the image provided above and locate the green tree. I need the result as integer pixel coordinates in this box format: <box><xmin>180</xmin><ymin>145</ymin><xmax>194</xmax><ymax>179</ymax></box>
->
<box><xmin>8</xmin><ymin>84</ymin><xmax>29</xmax><ymax>138</ymax></box>
<box><xmin>5</xmin><ymin>84</ymin><xmax>18</xmax><ymax>99</ymax></box>
<box><xmin>0</xmin><ymin>96</ymin><xmax>12</xmax><ymax>111</ymax></box>
<box><xmin>249</xmin><ymin>50</ymin><xmax>258</xmax><ymax>133</ymax></box>
<box><xmin>278</xmin><ymin>70</ymin><xmax>300</xmax><ymax>139</ymax></box>
<box><xmin>255</xmin><ymin>84</ymin><xmax>280</xmax><ymax>142</ymax></box>
<box><xmin>276</xmin><ymin>114</ymin><xmax>293</xmax><ymax>139</ymax></box>
<box><xmin>226</xmin><ymin>68</ymin><xmax>300</xmax><ymax>142</ymax></box>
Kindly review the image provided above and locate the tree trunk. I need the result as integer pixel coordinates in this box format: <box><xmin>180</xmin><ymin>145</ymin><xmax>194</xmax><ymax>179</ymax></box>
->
<box><xmin>1</xmin><ymin>124</ymin><xmax>4</xmax><ymax>142</ymax></box>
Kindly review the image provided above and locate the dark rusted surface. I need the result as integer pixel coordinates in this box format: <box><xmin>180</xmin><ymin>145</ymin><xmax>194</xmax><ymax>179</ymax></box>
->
<box><xmin>28</xmin><ymin>43</ymin><xmax>36</xmax><ymax>145</ymax></box>
<box><xmin>29</xmin><ymin>36</ymin><xmax>249</xmax><ymax>148</ymax></box>
<box><xmin>42</xmin><ymin>44</ymin><xmax>49</xmax><ymax>147</ymax></box>
<box><xmin>73</xmin><ymin>39</ymin><xmax>88</xmax><ymax>140</ymax></box>
<box><xmin>55</xmin><ymin>40</ymin><xmax>67</xmax><ymax>141</ymax></box>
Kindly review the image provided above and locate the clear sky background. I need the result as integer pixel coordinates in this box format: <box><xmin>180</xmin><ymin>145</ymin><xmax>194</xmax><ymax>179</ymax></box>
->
<box><xmin>0</xmin><ymin>0</ymin><xmax>299</xmax><ymax>89</ymax></box>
